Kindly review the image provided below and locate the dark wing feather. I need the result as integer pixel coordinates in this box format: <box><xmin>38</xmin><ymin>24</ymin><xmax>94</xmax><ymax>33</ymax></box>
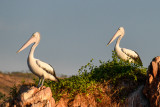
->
<box><xmin>36</xmin><ymin>59</ymin><xmax>56</xmax><ymax>76</ymax></box>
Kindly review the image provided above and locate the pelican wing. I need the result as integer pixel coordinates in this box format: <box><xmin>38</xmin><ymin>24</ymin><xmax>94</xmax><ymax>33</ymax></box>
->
<box><xmin>121</xmin><ymin>48</ymin><xmax>143</xmax><ymax>65</ymax></box>
<box><xmin>36</xmin><ymin>59</ymin><xmax>55</xmax><ymax>76</ymax></box>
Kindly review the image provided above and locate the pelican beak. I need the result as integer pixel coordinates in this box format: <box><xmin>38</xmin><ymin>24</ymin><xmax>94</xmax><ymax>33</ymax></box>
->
<box><xmin>107</xmin><ymin>29</ymin><xmax>120</xmax><ymax>46</ymax></box>
<box><xmin>17</xmin><ymin>36</ymin><xmax>36</xmax><ymax>53</ymax></box>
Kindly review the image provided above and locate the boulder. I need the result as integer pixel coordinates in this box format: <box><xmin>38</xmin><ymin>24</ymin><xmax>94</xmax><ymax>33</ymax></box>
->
<box><xmin>125</xmin><ymin>85</ymin><xmax>149</xmax><ymax>107</ymax></box>
<box><xmin>143</xmin><ymin>56</ymin><xmax>160</xmax><ymax>107</ymax></box>
<box><xmin>3</xmin><ymin>86</ymin><xmax>56</xmax><ymax>107</ymax></box>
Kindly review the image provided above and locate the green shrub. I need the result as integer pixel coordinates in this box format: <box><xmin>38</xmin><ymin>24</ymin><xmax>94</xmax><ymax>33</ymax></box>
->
<box><xmin>0</xmin><ymin>92</ymin><xmax>5</xmax><ymax>100</ymax></box>
<box><xmin>91</xmin><ymin>51</ymin><xmax>146</xmax><ymax>84</ymax></box>
<box><xmin>35</xmin><ymin>51</ymin><xmax>147</xmax><ymax>102</ymax></box>
<box><xmin>9</xmin><ymin>85</ymin><xmax>18</xmax><ymax>99</ymax></box>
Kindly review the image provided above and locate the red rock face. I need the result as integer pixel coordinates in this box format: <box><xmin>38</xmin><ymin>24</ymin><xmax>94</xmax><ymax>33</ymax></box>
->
<box><xmin>56</xmin><ymin>94</ymin><xmax>97</xmax><ymax>107</ymax></box>
<box><xmin>143</xmin><ymin>56</ymin><xmax>160</xmax><ymax>107</ymax></box>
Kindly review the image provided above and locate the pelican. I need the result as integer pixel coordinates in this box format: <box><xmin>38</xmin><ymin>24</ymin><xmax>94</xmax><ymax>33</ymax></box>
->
<box><xmin>107</xmin><ymin>27</ymin><xmax>142</xmax><ymax>65</ymax></box>
<box><xmin>17</xmin><ymin>32</ymin><xmax>59</xmax><ymax>87</ymax></box>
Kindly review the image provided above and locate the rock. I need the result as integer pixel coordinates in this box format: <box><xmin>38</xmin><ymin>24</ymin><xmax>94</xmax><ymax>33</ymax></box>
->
<box><xmin>71</xmin><ymin>94</ymin><xmax>96</xmax><ymax>107</ymax></box>
<box><xmin>56</xmin><ymin>96</ymin><xmax>69</xmax><ymax>107</ymax></box>
<box><xmin>143</xmin><ymin>56</ymin><xmax>160</xmax><ymax>107</ymax></box>
<box><xmin>3</xmin><ymin>86</ymin><xmax>56</xmax><ymax>107</ymax></box>
<box><xmin>56</xmin><ymin>94</ymin><xmax>97</xmax><ymax>107</ymax></box>
<box><xmin>125</xmin><ymin>85</ymin><xmax>149</xmax><ymax>107</ymax></box>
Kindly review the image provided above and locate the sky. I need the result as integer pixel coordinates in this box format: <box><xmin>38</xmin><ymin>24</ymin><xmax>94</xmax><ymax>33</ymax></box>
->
<box><xmin>0</xmin><ymin>1</ymin><xmax>160</xmax><ymax>75</ymax></box>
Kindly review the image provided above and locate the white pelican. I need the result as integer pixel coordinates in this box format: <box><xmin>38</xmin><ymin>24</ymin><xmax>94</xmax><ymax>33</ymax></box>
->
<box><xmin>17</xmin><ymin>32</ymin><xmax>59</xmax><ymax>87</ymax></box>
<box><xmin>107</xmin><ymin>27</ymin><xmax>142</xmax><ymax>65</ymax></box>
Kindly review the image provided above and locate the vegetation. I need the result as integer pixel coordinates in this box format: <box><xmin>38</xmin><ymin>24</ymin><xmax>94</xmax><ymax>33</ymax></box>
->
<box><xmin>9</xmin><ymin>85</ymin><xmax>18</xmax><ymax>99</ymax></box>
<box><xmin>0</xmin><ymin>92</ymin><xmax>5</xmax><ymax>100</ymax></box>
<box><xmin>34</xmin><ymin>51</ymin><xmax>147</xmax><ymax>103</ymax></box>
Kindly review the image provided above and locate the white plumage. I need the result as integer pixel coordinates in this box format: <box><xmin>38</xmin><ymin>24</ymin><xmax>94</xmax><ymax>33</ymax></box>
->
<box><xmin>17</xmin><ymin>32</ymin><xmax>59</xmax><ymax>87</ymax></box>
<box><xmin>107</xmin><ymin>27</ymin><xmax>142</xmax><ymax>65</ymax></box>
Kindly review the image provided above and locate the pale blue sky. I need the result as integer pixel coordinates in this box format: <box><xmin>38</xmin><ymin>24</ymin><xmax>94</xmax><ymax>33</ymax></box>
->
<box><xmin>0</xmin><ymin>1</ymin><xmax>160</xmax><ymax>75</ymax></box>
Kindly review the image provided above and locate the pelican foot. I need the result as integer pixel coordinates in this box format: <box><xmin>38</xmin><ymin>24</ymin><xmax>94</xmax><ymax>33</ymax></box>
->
<box><xmin>37</xmin><ymin>85</ymin><xmax>46</xmax><ymax>90</ymax></box>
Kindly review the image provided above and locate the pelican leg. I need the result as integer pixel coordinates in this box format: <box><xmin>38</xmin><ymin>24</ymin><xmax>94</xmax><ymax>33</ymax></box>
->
<box><xmin>38</xmin><ymin>77</ymin><xmax>42</xmax><ymax>88</ymax></box>
<box><xmin>41</xmin><ymin>77</ymin><xmax>45</xmax><ymax>86</ymax></box>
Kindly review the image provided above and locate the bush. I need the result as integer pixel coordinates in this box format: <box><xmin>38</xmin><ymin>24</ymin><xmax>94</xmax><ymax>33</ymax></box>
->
<box><xmin>35</xmin><ymin>51</ymin><xmax>147</xmax><ymax>102</ymax></box>
<box><xmin>91</xmin><ymin>51</ymin><xmax>146</xmax><ymax>83</ymax></box>
<box><xmin>0</xmin><ymin>92</ymin><xmax>5</xmax><ymax>100</ymax></box>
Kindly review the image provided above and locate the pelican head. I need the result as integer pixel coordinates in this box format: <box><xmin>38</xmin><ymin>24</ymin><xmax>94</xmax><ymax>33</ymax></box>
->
<box><xmin>17</xmin><ymin>32</ymin><xmax>41</xmax><ymax>53</ymax></box>
<box><xmin>107</xmin><ymin>27</ymin><xmax>125</xmax><ymax>46</ymax></box>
